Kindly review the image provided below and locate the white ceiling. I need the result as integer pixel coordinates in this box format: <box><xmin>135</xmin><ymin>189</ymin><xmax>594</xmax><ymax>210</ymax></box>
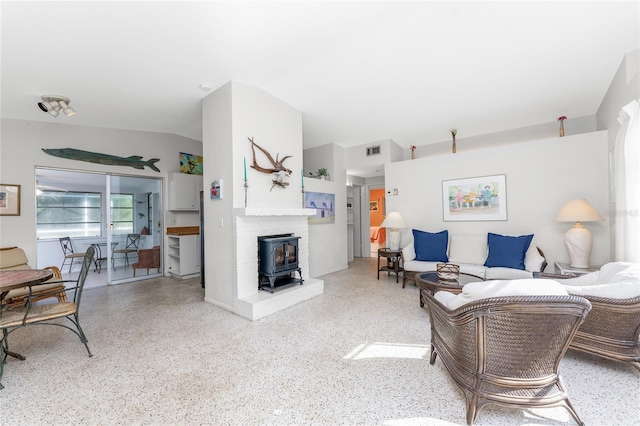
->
<box><xmin>1</xmin><ymin>1</ymin><xmax>638</xmax><ymax>151</ymax></box>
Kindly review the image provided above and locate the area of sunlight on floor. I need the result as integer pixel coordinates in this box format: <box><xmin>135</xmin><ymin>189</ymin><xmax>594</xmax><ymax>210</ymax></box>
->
<box><xmin>344</xmin><ymin>341</ymin><xmax>430</xmax><ymax>360</ymax></box>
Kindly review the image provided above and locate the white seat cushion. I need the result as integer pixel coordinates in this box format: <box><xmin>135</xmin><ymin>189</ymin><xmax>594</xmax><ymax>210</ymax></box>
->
<box><xmin>435</xmin><ymin>279</ymin><xmax>568</xmax><ymax>310</ymax></box>
<box><xmin>561</xmin><ymin>262</ymin><xmax>640</xmax><ymax>299</ymax></box>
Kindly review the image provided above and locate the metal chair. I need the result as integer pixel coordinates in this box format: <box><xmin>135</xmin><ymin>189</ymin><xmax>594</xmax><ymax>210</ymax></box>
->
<box><xmin>425</xmin><ymin>291</ymin><xmax>591</xmax><ymax>425</ymax></box>
<box><xmin>59</xmin><ymin>237</ymin><xmax>86</xmax><ymax>273</ymax></box>
<box><xmin>113</xmin><ymin>233</ymin><xmax>140</xmax><ymax>268</ymax></box>
<box><xmin>1</xmin><ymin>246</ymin><xmax>95</xmax><ymax>389</ymax></box>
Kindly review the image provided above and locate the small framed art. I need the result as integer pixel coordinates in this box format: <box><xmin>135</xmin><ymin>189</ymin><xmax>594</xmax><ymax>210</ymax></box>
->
<box><xmin>0</xmin><ymin>184</ymin><xmax>21</xmax><ymax>216</ymax></box>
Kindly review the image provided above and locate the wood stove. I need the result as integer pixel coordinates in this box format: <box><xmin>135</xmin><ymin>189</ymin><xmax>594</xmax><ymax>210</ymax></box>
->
<box><xmin>258</xmin><ymin>234</ymin><xmax>303</xmax><ymax>293</ymax></box>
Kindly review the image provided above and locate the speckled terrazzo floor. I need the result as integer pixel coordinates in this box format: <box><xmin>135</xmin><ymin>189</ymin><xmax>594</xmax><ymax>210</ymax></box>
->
<box><xmin>1</xmin><ymin>258</ymin><xmax>638</xmax><ymax>425</ymax></box>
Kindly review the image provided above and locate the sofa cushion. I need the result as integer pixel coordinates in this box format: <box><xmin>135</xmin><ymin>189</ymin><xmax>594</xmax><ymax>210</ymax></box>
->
<box><xmin>413</xmin><ymin>229</ymin><xmax>448</xmax><ymax>262</ymax></box>
<box><xmin>435</xmin><ymin>278</ymin><xmax>568</xmax><ymax>310</ymax></box>
<box><xmin>484</xmin><ymin>233</ymin><xmax>533</xmax><ymax>270</ymax></box>
<box><xmin>448</xmin><ymin>235</ymin><xmax>487</xmax><ymax>265</ymax></box>
<box><xmin>485</xmin><ymin>267</ymin><xmax>533</xmax><ymax>280</ymax></box>
<box><xmin>403</xmin><ymin>260</ymin><xmax>486</xmax><ymax>279</ymax></box>
<box><xmin>0</xmin><ymin>247</ymin><xmax>30</xmax><ymax>269</ymax></box>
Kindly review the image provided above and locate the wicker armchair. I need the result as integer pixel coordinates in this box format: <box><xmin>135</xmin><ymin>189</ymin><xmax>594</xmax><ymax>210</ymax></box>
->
<box><xmin>535</xmin><ymin>267</ymin><xmax>640</xmax><ymax>371</ymax></box>
<box><xmin>425</xmin><ymin>291</ymin><xmax>591</xmax><ymax>425</ymax></box>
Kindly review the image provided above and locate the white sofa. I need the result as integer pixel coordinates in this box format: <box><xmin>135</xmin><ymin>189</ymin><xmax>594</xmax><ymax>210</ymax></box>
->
<box><xmin>402</xmin><ymin>233</ymin><xmax>547</xmax><ymax>287</ymax></box>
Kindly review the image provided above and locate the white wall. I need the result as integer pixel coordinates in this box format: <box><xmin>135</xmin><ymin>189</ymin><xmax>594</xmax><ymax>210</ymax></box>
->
<box><xmin>303</xmin><ymin>144</ymin><xmax>334</xmax><ymax>180</ymax></box>
<box><xmin>385</xmin><ymin>131</ymin><xmax>610</xmax><ymax>269</ymax></box>
<box><xmin>344</xmin><ymin>138</ymin><xmax>403</xmax><ymax>170</ymax></box>
<box><xmin>0</xmin><ymin>119</ymin><xmax>202</xmax><ymax>270</ymax></box>
<box><xmin>410</xmin><ymin>116</ymin><xmax>597</xmax><ymax>160</ymax></box>
<box><xmin>202</xmin><ymin>82</ymin><xmax>235</xmax><ymax>309</ymax></box>
<box><xmin>232</xmin><ymin>82</ymin><xmax>304</xmax><ymax>209</ymax></box>
<box><xmin>202</xmin><ymin>81</ymin><xmax>307</xmax><ymax>310</ymax></box>
<box><xmin>304</xmin><ymin>143</ymin><xmax>349</xmax><ymax>276</ymax></box>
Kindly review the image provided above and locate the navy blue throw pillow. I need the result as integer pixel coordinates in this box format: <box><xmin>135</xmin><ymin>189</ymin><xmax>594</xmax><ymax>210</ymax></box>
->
<box><xmin>413</xmin><ymin>229</ymin><xmax>449</xmax><ymax>262</ymax></box>
<box><xmin>484</xmin><ymin>233</ymin><xmax>534</xmax><ymax>270</ymax></box>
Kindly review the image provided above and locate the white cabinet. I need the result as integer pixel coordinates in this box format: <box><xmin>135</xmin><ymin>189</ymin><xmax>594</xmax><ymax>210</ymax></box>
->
<box><xmin>168</xmin><ymin>172</ymin><xmax>202</xmax><ymax>211</ymax></box>
<box><xmin>167</xmin><ymin>234</ymin><xmax>200</xmax><ymax>278</ymax></box>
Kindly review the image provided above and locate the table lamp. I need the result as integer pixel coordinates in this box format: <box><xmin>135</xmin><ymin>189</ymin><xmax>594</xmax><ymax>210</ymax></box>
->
<box><xmin>380</xmin><ymin>211</ymin><xmax>407</xmax><ymax>251</ymax></box>
<box><xmin>554</xmin><ymin>199</ymin><xmax>604</xmax><ymax>268</ymax></box>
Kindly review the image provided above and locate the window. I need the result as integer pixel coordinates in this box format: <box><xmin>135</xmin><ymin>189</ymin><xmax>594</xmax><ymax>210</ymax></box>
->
<box><xmin>110</xmin><ymin>193</ymin><xmax>134</xmax><ymax>235</ymax></box>
<box><xmin>37</xmin><ymin>191</ymin><xmax>102</xmax><ymax>239</ymax></box>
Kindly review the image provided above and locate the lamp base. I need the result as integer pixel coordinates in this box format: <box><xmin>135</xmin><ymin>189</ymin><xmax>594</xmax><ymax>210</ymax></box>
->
<box><xmin>565</xmin><ymin>223</ymin><xmax>593</xmax><ymax>268</ymax></box>
<box><xmin>388</xmin><ymin>230</ymin><xmax>401</xmax><ymax>251</ymax></box>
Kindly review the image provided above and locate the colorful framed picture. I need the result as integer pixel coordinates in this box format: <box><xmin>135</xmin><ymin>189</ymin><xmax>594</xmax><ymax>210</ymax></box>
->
<box><xmin>0</xmin><ymin>183</ymin><xmax>21</xmax><ymax>216</ymax></box>
<box><xmin>211</xmin><ymin>179</ymin><xmax>222</xmax><ymax>200</ymax></box>
<box><xmin>179</xmin><ymin>152</ymin><xmax>203</xmax><ymax>175</ymax></box>
<box><xmin>305</xmin><ymin>191</ymin><xmax>335</xmax><ymax>225</ymax></box>
<box><xmin>370</xmin><ymin>201</ymin><xmax>379</xmax><ymax>211</ymax></box>
<box><xmin>442</xmin><ymin>174</ymin><xmax>507</xmax><ymax>221</ymax></box>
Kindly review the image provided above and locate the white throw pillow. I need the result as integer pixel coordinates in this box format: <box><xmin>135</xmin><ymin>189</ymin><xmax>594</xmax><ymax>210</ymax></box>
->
<box><xmin>441</xmin><ymin>279</ymin><xmax>568</xmax><ymax>310</ymax></box>
<box><xmin>524</xmin><ymin>244</ymin><xmax>546</xmax><ymax>272</ymax></box>
<box><xmin>448</xmin><ymin>235</ymin><xmax>487</xmax><ymax>265</ymax></box>
<box><xmin>402</xmin><ymin>243</ymin><xmax>416</xmax><ymax>262</ymax></box>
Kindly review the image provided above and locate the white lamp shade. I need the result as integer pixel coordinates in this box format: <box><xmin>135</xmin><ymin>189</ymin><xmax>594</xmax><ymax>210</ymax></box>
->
<box><xmin>380</xmin><ymin>212</ymin><xmax>407</xmax><ymax>251</ymax></box>
<box><xmin>380</xmin><ymin>212</ymin><xmax>408</xmax><ymax>229</ymax></box>
<box><xmin>554</xmin><ymin>199</ymin><xmax>604</xmax><ymax>223</ymax></box>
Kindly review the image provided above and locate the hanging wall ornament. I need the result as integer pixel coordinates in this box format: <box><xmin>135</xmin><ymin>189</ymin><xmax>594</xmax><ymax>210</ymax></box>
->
<box><xmin>558</xmin><ymin>116</ymin><xmax>567</xmax><ymax>137</ymax></box>
<box><xmin>248</xmin><ymin>137</ymin><xmax>292</xmax><ymax>190</ymax></box>
<box><xmin>451</xmin><ymin>129</ymin><xmax>458</xmax><ymax>153</ymax></box>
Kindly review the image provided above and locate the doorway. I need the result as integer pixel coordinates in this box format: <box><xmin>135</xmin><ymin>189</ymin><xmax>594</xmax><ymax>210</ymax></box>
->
<box><xmin>369</xmin><ymin>187</ymin><xmax>386</xmax><ymax>256</ymax></box>
<box><xmin>35</xmin><ymin>168</ymin><xmax>163</xmax><ymax>287</ymax></box>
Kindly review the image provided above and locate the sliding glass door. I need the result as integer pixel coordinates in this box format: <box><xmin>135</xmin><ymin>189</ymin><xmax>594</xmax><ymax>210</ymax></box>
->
<box><xmin>35</xmin><ymin>168</ymin><xmax>162</xmax><ymax>285</ymax></box>
<box><xmin>109</xmin><ymin>174</ymin><xmax>163</xmax><ymax>283</ymax></box>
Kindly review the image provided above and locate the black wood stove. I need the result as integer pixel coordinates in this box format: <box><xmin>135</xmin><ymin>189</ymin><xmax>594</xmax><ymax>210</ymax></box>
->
<box><xmin>258</xmin><ymin>234</ymin><xmax>303</xmax><ymax>293</ymax></box>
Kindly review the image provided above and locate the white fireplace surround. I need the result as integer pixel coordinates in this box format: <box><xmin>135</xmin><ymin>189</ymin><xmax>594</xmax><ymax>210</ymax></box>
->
<box><xmin>231</xmin><ymin>207</ymin><xmax>324</xmax><ymax>320</ymax></box>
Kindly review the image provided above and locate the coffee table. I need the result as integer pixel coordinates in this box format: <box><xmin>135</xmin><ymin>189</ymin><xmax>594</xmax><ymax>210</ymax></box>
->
<box><xmin>416</xmin><ymin>271</ymin><xmax>485</xmax><ymax>307</ymax></box>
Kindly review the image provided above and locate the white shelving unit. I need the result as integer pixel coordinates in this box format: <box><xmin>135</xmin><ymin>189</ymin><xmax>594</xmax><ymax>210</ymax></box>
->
<box><xmin>167</xmin><ymin>234</ymin><xmax>200</xmax><ymax>278</ymax></box>
<box><xmin>347</xmin><ymin>185</ymin><xmax>354</xmax><ymax>262</ymax></box>
<box><xmin>346</xmin><ymin>186</ymin><xmax>354</xmax><ymax>225</ymax></box>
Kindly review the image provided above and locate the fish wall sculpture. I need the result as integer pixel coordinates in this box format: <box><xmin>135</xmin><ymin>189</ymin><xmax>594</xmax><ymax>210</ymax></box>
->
<box><xmin>42</xmin><ymin>148</ymin><xmax>160</xmax><ymax>172</ymax></box>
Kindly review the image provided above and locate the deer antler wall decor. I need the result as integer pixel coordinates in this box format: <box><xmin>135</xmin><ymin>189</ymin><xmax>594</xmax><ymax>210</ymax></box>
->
<box><xmin>248</xmin><ymin>137</ymin><xmax>293</xmax><ymax>190</ymax></box>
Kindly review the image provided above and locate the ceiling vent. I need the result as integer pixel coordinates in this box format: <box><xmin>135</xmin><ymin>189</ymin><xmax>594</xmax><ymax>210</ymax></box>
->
<box><xmin>366</xmin><ymin>145</ymin><xmax>381</xmax><ymax>156</ymax></box>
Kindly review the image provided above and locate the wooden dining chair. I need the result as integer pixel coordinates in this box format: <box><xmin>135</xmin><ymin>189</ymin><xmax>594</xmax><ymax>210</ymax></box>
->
<box><xmin>59</xmin><ymin>237</ymin><xmax>86</xmax><ymax>273</ymax></box>
<box><xmin>1</xmin><ymin>246</ymin><xmax>95</xmax><ymax>389</ymax></box>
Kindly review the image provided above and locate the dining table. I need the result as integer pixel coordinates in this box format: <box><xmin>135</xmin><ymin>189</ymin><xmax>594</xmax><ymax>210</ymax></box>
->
<box><xmin>0</xmin><ymin>269</ymin><xmax>54</xmax><ymax>361</ymax></box>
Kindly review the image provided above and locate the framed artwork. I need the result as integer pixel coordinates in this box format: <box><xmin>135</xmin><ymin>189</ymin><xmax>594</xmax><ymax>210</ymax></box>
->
<box><xmin>305</xmin><ymin>191</ymin><xmax>335</xmax><ymax>225</ymax></box>
<box><xmin>370</xmin><ymin>201</ymin><xmax>379</xmax><ymax>211</ymax></box>
<box><xmin>442</xmin><ymin>174</ymin><xmax>507</xmax><ymax>221</ymax></box>
<box><xmin>179</xmin><ymin>152</ymin><xmax>203</xmax><ymax>175</ymax></box>
<box><xmin>0</xmin><ymin>184</ymin><xmax>21</xmax><ymax>216</ymax></box>
<box><xmin>210</xmin><ymin>179</ymin><xmax>222</xmax><ymax>200</ymax></box>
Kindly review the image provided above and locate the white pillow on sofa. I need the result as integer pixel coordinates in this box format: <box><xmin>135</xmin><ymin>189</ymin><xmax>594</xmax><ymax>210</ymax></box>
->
<box><xmin>524</xmin><ymin>244</ymin><xmax>546</xmax><ymax>272</ymax></box>
<box><xmin>402</xmin><ymin>243</ymin><xmax>416</xmax><ymax>262</ymax></box>
<box><xmin>434</xmin><ymin>279</ymin><xmax>568</xmax><ymax>310</ymax></box>
<box><xmin>448</xmin><ymin>235</ymin><xmax>487</xmax><ymax>265</ymax></box>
